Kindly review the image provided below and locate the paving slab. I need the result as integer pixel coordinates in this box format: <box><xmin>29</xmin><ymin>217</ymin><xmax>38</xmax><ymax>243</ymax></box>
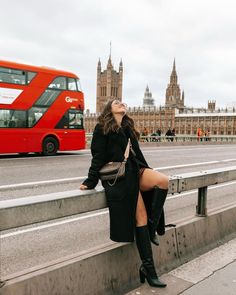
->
<box><xmin>125</xmin><ymin>274</ymin><xmax>193</xmax><ymax>295</ymax></box>
<box><xmin>181</xmin><ymin>260</ymin><xmax>236</xmax><ymax>295</ymax></box>
<box><xmin>125</xmin><ymin>238</ymin><xmax>236</xmax><ymax>295</ymax></box>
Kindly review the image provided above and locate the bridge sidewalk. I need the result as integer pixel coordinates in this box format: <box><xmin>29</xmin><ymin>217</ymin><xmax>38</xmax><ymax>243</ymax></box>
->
<box><xmin>125</xmin><ymin>237</ymin><xmax>236</xmax><ymax>295</ymax></box>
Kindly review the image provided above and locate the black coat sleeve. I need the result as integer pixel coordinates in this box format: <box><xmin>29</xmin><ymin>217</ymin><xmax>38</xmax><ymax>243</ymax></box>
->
<box><xmin>82</xmin><ymin>124</ymin><xmax>107</xmax><ymax>189</ymax></box>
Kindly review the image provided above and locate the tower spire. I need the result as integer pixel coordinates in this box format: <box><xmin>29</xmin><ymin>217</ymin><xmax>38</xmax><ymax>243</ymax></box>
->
<box><xmin>170</xmin><ymin>58</ymin><xmax>177</xmax><ymax>84</ymax></box>
<box><xmin>119</xmin><ymin>58</ymin><xmax>123</xmax><ymax>72</ymax></box>
<box><xmin>171</xmin><ymin>58</ymin><xmax>177</xmax><ymax>76</ymax></box>
<box><xmin>109</xmin><ymin>41</ymin><xmax>112</xmax><ymax>58</ymax></box>
<box><xmin>97</xmin><ymin>58</ymin><xmax>101</xmax><ymax>69</ymax></box>
<box><xmin>107</xmin><ymin>41</ymin><xmax>112</xmax><ymax>68</ymax></box>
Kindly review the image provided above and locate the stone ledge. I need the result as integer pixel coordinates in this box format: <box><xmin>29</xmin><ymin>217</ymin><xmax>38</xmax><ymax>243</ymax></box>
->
<box><xmin>1</xmin><ymin>204</ymin><xmax>236</xmax><ymax>295</ymax></box>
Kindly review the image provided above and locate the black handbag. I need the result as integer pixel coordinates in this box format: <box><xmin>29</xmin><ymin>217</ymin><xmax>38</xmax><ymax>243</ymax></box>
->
<box><xmin>99</xmin><ymin>139</ymin><xmax>130</xmax><ymax>186</ymax></box>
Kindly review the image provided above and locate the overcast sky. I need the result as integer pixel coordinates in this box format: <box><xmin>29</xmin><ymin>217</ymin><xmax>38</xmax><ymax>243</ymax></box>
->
<box><xmin>1</xmin><ymin>0</ymin><xmax>236</xmax><ymax>112</ymax></box>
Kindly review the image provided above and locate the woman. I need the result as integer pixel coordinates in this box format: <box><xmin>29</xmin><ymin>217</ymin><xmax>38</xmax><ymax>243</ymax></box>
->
<box><xmin>80</xmin><ymin>99</ymin><xmax>169</xmax><ymax>288</ymax></box>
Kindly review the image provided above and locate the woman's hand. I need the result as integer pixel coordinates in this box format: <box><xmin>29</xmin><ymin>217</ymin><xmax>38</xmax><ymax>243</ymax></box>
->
<box><xmin>80</xmin><ymin>184</ymin><xmax>88</xmax><ymax>190</ymax></box>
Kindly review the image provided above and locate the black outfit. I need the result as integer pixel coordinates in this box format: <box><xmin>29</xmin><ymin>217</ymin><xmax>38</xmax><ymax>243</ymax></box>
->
<box><xmin>82</xmin><ymin>123</ymin><xmax>166</xmax><ymax>242</ymax></box>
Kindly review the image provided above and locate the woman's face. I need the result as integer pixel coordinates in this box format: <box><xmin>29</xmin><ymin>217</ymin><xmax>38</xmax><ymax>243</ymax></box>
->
<box><xmin>111</xmin><ymin>100</ymin><xmax>127</xmax><ymax>115</ymax></box>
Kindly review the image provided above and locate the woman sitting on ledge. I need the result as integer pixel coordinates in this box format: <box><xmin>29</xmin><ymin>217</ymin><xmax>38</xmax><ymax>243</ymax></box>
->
<box><xmin>80</xmin><ymin>99</ymin><xmax>169</xmax><ymax>288</ymax></box>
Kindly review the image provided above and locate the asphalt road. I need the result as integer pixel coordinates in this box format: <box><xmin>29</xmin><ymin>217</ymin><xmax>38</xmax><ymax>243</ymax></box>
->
<box><xmin>0</xmin><ymin>144</ymin><xmax>236</xmax><ymax>279</ymax></box>
<box><xmin>1</xmin><ymin>143</ymin><xmax>236</xmax><ymax>199</ymax></box>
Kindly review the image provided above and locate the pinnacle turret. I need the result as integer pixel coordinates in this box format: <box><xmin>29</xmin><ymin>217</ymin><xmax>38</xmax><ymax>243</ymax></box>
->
<box><xmin>170</xmin><ymin>58</ymin><xmax>177</xmax><ymax>84</ymax></box>
<box><xmin>119</xmin><ymin>59</ymin><xmax>123</xmax><ymax>72</ymax></box>
<box><xmin>173</xmin><ymin>58</ymin><xmax>176</xmax><ymax>71</ymax></box>
<box><xmin>107</xmin><ymin>55</ymin><xmax>113</xmax><ymax>69</ymax></box>
<box><xmin>97</xmin><ymin>58</ymin><xmax>101</xmax><ymax>72</ymax></box>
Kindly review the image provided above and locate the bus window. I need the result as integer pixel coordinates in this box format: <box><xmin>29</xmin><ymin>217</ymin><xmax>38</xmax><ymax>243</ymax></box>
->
<box><xmin>0</xmin><ymin>67</ymin><xmax>26</xmax><ymax>85</ymax></box>
<box><xmin>48</xmin><ymin>77</ymin><xmax>66</xmax><ymax>90</ymax></box>
<box><xmin>28</xmin><ymin>107</ymin><xmax>47</xmax><ymax>127</ymax></box>
<box><xmin>68</xmin><ymin>78</ymin><xmax>77</xmax><ymax>91</ymax></box>
<box><xmin>0</xmin><ymin>109</ymin><xmax>26</xmax><ymax>128</ymax></box>
<box><xmin>69</xmin><ymin>110</ymin><xmax>83</xmax><ymax>129</ymax></box>
<box><xmin>55</xmin><ymin>112</ymin><xmax>68</xmax><ymax>129</ymax></box>
<box><xmin>0</xmin><ymin>110</ymin><xmax>10</xmax><ymax>127</ymax></box>
<box><xmin>55</xmin><ymin>110</ymin><xmax>83</xmax><ymax>129</ymax></box>
<box><xmin>35</xmin><ymin>90</ymin><xmax>61</xmax><ymax>106</ymax></box>
<box><xmin>27</xmin><ymin>71</ymin><xmax>37</xmax><ymax>84</ymax></box>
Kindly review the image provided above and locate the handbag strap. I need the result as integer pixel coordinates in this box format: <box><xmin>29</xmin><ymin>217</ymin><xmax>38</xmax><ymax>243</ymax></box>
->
<box><xmin>124</xmin><ymin>138</ymin><xmax>131</xmax><ymax>161</ymax></box>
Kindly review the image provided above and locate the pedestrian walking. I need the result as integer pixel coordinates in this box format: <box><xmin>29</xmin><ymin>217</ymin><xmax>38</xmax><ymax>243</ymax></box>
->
<box><xmin>156</xmin><ymin>129</ymin><xmax>161</xmax><ymax>136</ymax></box>
<box><xmin>156</xmin><ymin>128</ymin><xmax>162</xmax><ymax>142</ymax></box>
<box><xmin>165</xmin><ymin>128</ymin><xmax>173</xmax><ymax>142</ymax></box>
<box><xmin>80</xmin><ymin>99</ymin><xmax>169</xmax><ymax>288</ymax></box>
<box><xmin>197</xmin><ymin>127</ymin><xmax>202</xmax><ymax>142</ymax></box>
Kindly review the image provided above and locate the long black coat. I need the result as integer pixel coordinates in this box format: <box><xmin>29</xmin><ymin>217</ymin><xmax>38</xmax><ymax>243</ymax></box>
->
<box><xmin>83</xmin><ymin>124</ymin><xmax>165</xmax><ymax>242</ymax></box>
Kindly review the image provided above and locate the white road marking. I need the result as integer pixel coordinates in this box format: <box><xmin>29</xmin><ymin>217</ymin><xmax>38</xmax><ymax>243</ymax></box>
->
<box><xmin>155</xmin><ymin>161</ymin><xmax>219</xmax><ymax>171</ymax></box>
<box><xmin>0</xmin><ymin>150</ymin><xmax>91</xmax><ymax>161</ymax></box>
<box><xmin>0</xmin><ymin>177</ymin><xmax>86</xmax><ymax>190</ymax></box>
<box><xmin>141</xmin><ymin>145</ymin><xmax>236</xmax><ymax>153</ymax></box>
<box><xmin>1</xmin><ymin>158</ymin><xmax>236</xmax><ymax>190</ymax></box>
<box><xmin>0</xmin><ymin>210</ymin><xmax>109</xmax><ymax>238</ymax></box>
<box><xmin>1</xmin><ymin>181</ymin><xmax>235</xmax><ymax>239</ymax></box>
<box><xmin>0</xmin><ymin>144</ymin><xmax>235</xmax><ymax>161</ymax></box>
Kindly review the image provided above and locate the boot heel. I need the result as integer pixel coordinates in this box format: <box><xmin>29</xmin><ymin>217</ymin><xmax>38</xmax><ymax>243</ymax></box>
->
<box><xmin>139</xmin><ymin>269</ymin><xmax>145</xmax><ymax>283</ymax></box>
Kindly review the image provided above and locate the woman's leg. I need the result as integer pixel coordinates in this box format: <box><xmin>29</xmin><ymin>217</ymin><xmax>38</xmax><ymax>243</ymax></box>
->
<box><xmin>139</xmin><ymin>169</ymin><xmax>169</xmax><ymax>245</ymax></box>
<box><xmin>136</xmin><ymin>191</ymin><xmax>148</xmax><ymax>226</ymax></box>
<box><xmin>135</xmin><ymin>192</ymin><xmax>166</xmax><ymax>287</ymax></box>
<box><xmin>140</xmin><ymin>169</ymin><xmax>169</xmax><ymax>192</ymax></box>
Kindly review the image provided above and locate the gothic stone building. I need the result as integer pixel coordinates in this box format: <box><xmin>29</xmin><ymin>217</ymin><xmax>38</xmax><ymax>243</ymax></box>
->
<box><xmin>175</xmin><ymin>106</ymin><xmax>236</xmax><ymax>135</ymax></box>
<box><xmin>96</xmin><ymin>56</ymin><xmax>123</xmax><ymax>113</ymax></box>
<box><xmin>84</xmin><ymin>58</ymin><xmax>236</xmax><ymax>135</ymax></box>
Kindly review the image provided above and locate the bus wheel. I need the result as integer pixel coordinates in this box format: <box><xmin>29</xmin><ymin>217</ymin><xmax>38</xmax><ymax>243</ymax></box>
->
<box><xmin>42</xmin><ymin>137</ymin><xmax>58</xmax><ymax>156</ymax></box>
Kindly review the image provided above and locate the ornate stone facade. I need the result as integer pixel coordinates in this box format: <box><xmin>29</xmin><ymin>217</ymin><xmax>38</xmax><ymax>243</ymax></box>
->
<box><xmin>84</xmin><ymin>58</ymin><xmax>236</xmax><ymax>135</ymax></box>
<box><xmin>96</xmin><ymin>56</ymin><xmax>123</xmax><ymax>113</ymax></box>
<box><xmin>175</xmin><ymin>108</ymin><xmax>236</xmax><ymax>135</ymax></box>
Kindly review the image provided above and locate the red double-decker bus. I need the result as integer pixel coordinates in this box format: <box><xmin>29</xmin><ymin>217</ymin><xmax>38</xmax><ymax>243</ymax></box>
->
<box><xmin>0</xmin><ymin>60</ymin><xmax>85</xmax><ymax>155</ymax></box>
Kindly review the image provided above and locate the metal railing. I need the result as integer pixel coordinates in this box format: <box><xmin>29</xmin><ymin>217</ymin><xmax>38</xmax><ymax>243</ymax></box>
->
<box><xmin>139</xmin><ymin>135</ymin><xmax>236</xmax><ymax>143</ymax></box>
<box><xmin>85</xmin><ymin>134</ymin><xmax>236</xmax><ymax>145</ymax></box>
<box><xmin>1</xmin><ymin>166</ymin><xmax>236</xmax><ymax>231</ymax></box>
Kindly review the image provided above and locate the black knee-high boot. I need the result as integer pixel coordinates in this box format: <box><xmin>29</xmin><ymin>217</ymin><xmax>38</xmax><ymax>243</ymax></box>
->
<box><xmin>148</xmin><ymin>187</ymin><xmax>168</xmax><ymax>246</ymax></box>
<box><xmin>135</xmin><ymin>225</ymin><xmax>167</xmax><ymax>288</ymax></box>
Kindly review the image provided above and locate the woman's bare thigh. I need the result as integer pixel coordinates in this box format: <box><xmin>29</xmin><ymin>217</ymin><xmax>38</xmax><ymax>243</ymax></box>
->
<box><xmin>139</xmin><ymin>168</ymin><xmax>169</xmax><ymax>191</ymax></box>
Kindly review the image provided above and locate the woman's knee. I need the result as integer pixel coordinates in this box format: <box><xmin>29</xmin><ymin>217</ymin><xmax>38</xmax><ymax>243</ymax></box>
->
<box><xmin>153</xmin><ymin>173</ymin><xmax>169</xmax><ymax>189</ymax></box>
<box><xmin>158</xmin><ymin>175</ymin><xmax>169</xmax><ymax>189</ymax></box>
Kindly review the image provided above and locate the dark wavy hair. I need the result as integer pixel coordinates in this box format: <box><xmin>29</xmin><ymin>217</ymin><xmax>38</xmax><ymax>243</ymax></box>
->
<box><xmin>97</xmin><ymin>99</ymin><xmax>140</xmax><ymax>139</ymax></box>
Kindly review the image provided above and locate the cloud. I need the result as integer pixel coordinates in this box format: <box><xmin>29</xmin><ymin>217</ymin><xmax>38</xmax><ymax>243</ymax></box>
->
<box><xmin>0</xmin><ymin>0</ymin><xmax>236</xmax><ymax>112</ymax></box>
